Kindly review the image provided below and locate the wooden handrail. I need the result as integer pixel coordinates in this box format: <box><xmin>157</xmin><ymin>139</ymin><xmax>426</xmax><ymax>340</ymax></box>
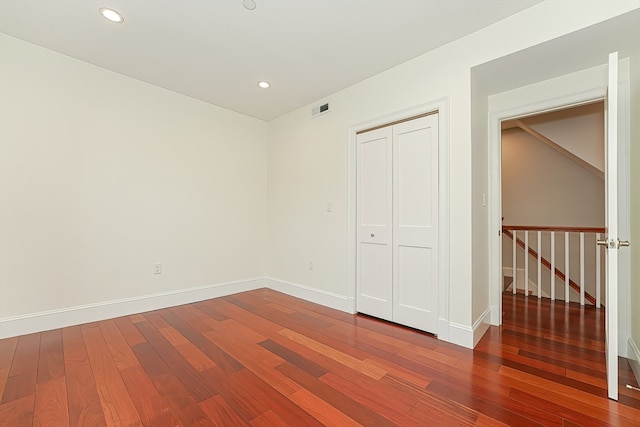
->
<box><xmin>502</xmin><ymin>229</ymin><xmax>597</xmax><ymax>306</ymax></box>
<box><xmin>503</xmin><ymin>225</ymin><xmax>605</xmax><ymax>233</ymax></box>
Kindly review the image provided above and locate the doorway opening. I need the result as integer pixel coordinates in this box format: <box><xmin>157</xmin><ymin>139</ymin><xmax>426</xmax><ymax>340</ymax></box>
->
<box><xmin>487</xmin><ymin>55</ymin><xmax>633</xmax><ymax>400</ymax></box>
<box><xmin>500</xmin><ymin>102</ymin><xmax>606</xmax><ymax>307</ymax></box>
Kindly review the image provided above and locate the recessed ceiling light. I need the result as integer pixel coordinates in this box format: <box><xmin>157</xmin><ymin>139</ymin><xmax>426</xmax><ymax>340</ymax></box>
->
<box><xmin>243</xmin><ymin>0</ymin><xmax>256</xmax><ymax>10</ymax></box>
<box><xmin>100</xmin><ymin>8</ymin><xmax>124</xmax><ymax>23</ymax></box>
<box><xmin>258</xmin><ymin>81</ymin><xmax>270</xmax><ymax>89</ymax></box>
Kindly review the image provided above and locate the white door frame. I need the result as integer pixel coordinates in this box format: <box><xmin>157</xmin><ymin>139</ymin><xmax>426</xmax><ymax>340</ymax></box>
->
<box><xmin>487</xmin><ymin>66</ymin><xmax>631</xmax><ymax>359</ymax></box>
<box><xmin>348</xmin><ymin>98</ymin><xmax>451</xmax><ymax>340</ymax></box>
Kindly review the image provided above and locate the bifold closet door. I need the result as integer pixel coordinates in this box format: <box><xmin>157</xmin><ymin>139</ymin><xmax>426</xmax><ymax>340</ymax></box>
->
<box><xmin>356</xmin><ymin>114</ymin><xmax>438</xmax><ymax>334</ymax></box>
<box><xmin>356</xmin><ymin>126</ymin><xmax>393</xmax><ymax>321</ymax></box>
<box><xmin>392</xmin><ymin>115</ymin><xmax>438</xmax><ymax>333</ymax></box>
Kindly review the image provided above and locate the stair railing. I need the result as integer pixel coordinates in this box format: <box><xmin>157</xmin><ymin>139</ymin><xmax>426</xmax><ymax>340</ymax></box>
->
<box><xmin>502</xmin><ymin>226</ymin><xmax>605</xmax><ymax>307</ymax></box>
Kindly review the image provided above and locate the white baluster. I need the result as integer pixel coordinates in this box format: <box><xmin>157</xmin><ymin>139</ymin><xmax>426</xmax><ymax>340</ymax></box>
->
<box><xmin>550</xmin><ymin>231</ymin><xmax>555</xmax><ymax>301</ymax></box>
<box><xmin>524</xmin><ymin>231</ymin><xmax>529</xmax><ymax>297</ymax></box>
<box><xmin>580</xmin><ymin>232</ymin><xmax>585</xmax><ymax>306</ymax></box>
<box><xmin>565</xmin><ymin>232</ymin><xmax>570</xmax><ymax>303</ymax></box>
<box><xmin>512</xmin><ymin>230</ymin><xmax>517</xmax><ymax>295</ymax></box>
<box><xmin>537</xmin><ymin>231</ymin><xmax>541</xmax><ymax>299</ymax></box>
<box><xmin>596</xmin><ymin>232</ymin><xmax>601</xmax><ymax>308</ymax></box>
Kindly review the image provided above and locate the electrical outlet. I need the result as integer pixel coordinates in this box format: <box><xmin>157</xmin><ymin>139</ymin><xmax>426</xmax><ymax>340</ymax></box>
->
<box><xmin>309</xmin><ymin>261</ymin><xmax>314</xmax><ymax>270</ymax></box>
<box><xmin>154</xmin><ymin>263</ymin><xmax>162</xmax><ymax>274</ymax></box>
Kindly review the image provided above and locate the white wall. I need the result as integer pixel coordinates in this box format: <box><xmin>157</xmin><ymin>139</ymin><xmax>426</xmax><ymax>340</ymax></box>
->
<box><xmin>0</xmin><ymin>35</ymin><xmax>268</xmax><ymax>328</ymax></box>
<box><xmin>1</xmin><ymin>2</ymin><xmax>637</xmax><ymax>347</ymax></box>
<box><xmin>268</xmin><ymin>1</ymin><xmax>637</xmax><ymax>345</ymax></box>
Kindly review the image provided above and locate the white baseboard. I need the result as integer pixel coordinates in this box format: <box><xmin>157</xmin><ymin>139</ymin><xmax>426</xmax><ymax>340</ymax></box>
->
<box><xmin>447</xmin><ymin>322</ymin><xmax>473</xmax><ymax>349</ymax></box>
<box><xmin>445</xmin><ymin>307</ymin><xmax>491</xmax><ymax>349</ymax></box>
<box><xmin>619</xmin><ymin>331</ymin><xmax>630</xmax><ymax>358</ymax></box>
<box><xmin>1</xmin><ymin>275</ymin><xmax>482</xmax><ymax>353</ymax></box>
<box><xmin>473</xmin><ymin>307</ymin><xmax>492</xmax><ymax>347</ymax></box>
<box><xmin>437</xmin><ymin>317</ymin><xmax>450</xmax><ymax>342</ymax></box>
<box><xmin>628</xmin><ymin>336</ymin><xmax>640</xmax><ymax>386</ymax></box>
<box><xmin>0</xmin><ymin>278</ymin><xmax>265</xmax><ymax>339</ymax></box>
<box><xmin>264</xmin><ymin>277</ymin><xmax>354</xmax><ymax>313</ymax></box>
<box><xmin>490</xmin><ymin>304</ymin><xmax>500</xmax><ymax>326</ymax></box>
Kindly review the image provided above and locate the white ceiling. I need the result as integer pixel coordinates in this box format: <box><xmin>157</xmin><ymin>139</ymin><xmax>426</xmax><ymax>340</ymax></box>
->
<box><xmin>0</xmin><ymin>0</ymin><xmax>542</xmax><ymax>121</ymax></box>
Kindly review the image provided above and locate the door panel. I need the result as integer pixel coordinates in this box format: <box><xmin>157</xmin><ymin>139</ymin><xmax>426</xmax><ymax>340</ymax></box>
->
<box><xmin>604</xmin><ymin>51</ymin><xmax>619</xmax><ymax>401</ymax></box>
<box><xmin>398</xmin><ymin>128</ymin><xmax>433</xmax><ymax>227</ymax></box>
<box><xmin>360</xmin><ymin>136</ymin><xmax>390</xmax><ymax>226</ymax></box>
<box><xmin>359</xmin><ymin>243</ymin><xmax>391</xmax><ymax>319</ymax></box>
<box><xmin>357</xmin><ymin>127</ymin><xmax>393</xmax><ymax>321</ymax></box>
<box><xmin>356</xmin><ymin>113</ymin><xmax>439</xmax><ymax>333</ymax></box>
<box><xmin>392</xmin><ymin>115</ymin><xmax>439</xmax><ymax>333</ymax></box>
<box><xmin>397</xmin><ymin>245</ymin><xmax>433</xmax><ymax>309</ymax></box>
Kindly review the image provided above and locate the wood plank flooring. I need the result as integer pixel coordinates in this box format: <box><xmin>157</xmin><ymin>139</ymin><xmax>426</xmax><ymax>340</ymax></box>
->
<box><xmin>1</xmin><ymin>289</ymin><xmax>639</xmax><ymax>426</ymax></box>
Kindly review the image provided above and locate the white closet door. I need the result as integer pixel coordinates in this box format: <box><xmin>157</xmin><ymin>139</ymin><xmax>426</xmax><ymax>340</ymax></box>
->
<box><xmin>356</xmin><ymin>126</ymin><xmax>393</xmax><ymax>321</ymax></box>
<box><xmin>392</xmin><ymin>114</ymin><xmax>439</xmax><ymax>333</ymax></box>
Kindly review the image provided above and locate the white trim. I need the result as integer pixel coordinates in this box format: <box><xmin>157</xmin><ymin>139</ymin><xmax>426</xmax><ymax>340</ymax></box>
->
<box><xmin>619</xmin><ymin>331</ymin><xmax>630</xmax><ymax>358</ymax></box>
<box><xmin>628</xmin><ymin>336</ymin><xmax>640</xmax><ymax>386</ymax></box>
<box><xmin>0</xmin><ymin>278</ymin><xmax>265</xmax><ymax>339</ymax></box>
<box><xmin>448</xmin><ymin>322</ymin><xmax>474</xmax><ymax>349</ymax></box>
<box><xmin>442</xmin><ymin>308</ymin><xmax>491</xmax><ymax>350</ymax></box>
<box><xmin>265</xmin><ymin>277</ymin><xmax>354</xmax><ymax>313</ymax></box>
<box><xmin>347</xmin><ymin>98</ymin><xmax>450</xmax><ymax>338</ymax></box>
<box><xmin>473</xmin><ymin>307</ymin><xmax>492</xmax><ymax>348</ymax></box>
<box><xmin>437</xmin><ymin>318</ymin><xmax>450</xmax><ymax>342</ymax></box>
<box><xmin>489</xmin><ymin>305</ymin><xmax>500</xmax><ymax>325</ymax></box>
<box><xmin>616</xmin><ymin>75</ymin><xmax>632</xmax><ymax>360</ymax></box>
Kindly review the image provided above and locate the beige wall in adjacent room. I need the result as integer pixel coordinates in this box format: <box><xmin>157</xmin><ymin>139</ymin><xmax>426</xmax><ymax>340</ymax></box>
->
<box><xmin>501</xmin><ymin>128</ymin><xmax>605</xmax><ymax>228</ymax></box>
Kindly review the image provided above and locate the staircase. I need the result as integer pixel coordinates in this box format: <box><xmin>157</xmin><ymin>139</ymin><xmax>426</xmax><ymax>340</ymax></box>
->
<box><xmin>502</xmin><ymin>226</ymin><xmax>605</xmax><ymax>306</ymax></box>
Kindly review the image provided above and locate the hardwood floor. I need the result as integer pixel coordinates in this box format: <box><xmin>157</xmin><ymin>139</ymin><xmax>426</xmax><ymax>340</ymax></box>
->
<box><xmin>1</xmin><ymin>289</ymin><xmax>639</xmax><ymax>426</ymax></box>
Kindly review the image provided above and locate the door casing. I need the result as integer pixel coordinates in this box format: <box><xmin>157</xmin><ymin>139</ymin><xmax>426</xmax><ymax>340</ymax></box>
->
<box><xmin>348</xmin><ymin>98</ymin><xmax>451</xmax><ymax>340</ymax></box>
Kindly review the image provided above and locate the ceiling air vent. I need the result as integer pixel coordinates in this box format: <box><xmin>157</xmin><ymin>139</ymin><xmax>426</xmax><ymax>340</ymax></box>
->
<box><xmin>311</xmin><ymin>102</ymin><xmax>330</xmax><ymax>118</ymax></box>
